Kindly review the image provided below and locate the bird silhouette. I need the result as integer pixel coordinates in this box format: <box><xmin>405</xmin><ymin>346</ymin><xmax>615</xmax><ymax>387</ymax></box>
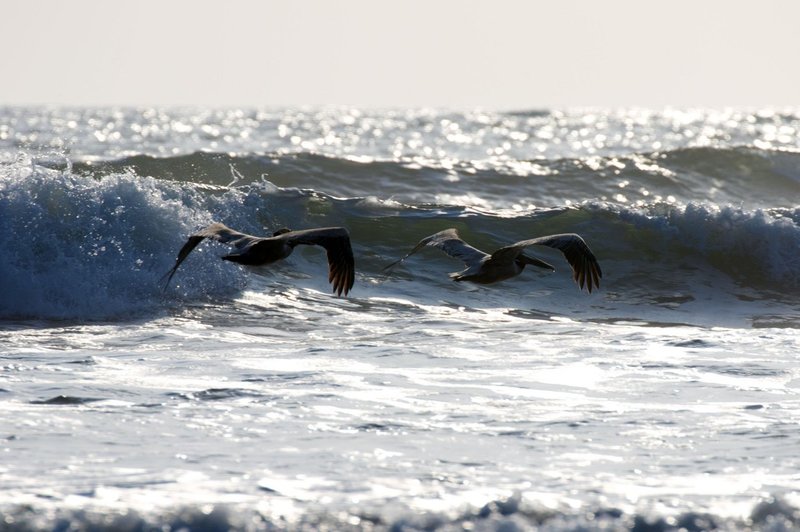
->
<box><xmin>162</xmin><ymin>223</ymin><xmax>355</xmax><ymax>296</ymax></box>
<box><xmin>384</xmin><ymin>228</ymin><xmax>601</xmax><ymax>293</ymax></box>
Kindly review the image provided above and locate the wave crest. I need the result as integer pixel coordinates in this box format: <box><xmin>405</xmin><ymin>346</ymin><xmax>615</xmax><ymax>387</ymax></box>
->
<box><xmin>2</xmin><ymin>154</ymin><xmax>798</xmax><ymax>322</ymax></box>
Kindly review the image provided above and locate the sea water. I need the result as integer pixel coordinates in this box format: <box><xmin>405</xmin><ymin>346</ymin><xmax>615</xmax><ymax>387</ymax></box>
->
<box><xmin>1</xmin><ymin>107</ymin><xmax>799</xmax><ymax>530</ymax></box>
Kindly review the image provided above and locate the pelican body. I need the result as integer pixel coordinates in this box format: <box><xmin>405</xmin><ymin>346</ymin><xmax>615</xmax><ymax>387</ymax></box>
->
<box><xmin>162</xmin><ymin>223</ymin><xmax>355</xmax><ymax>296</ymax></box>
<box><xmin>384</xmin><ymin>228</ymin><xmax>601</xmax><ymax>293</ymax></box>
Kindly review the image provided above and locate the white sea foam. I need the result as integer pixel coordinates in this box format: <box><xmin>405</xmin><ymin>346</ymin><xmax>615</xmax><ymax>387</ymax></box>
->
<box><xmin>2</xmin><ymin>107</ymin><xmax>800</xmax><ymax>530</ymax></box>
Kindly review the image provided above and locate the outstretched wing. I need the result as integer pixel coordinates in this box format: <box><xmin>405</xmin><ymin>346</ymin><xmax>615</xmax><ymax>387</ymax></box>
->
<box><xmin>282</xmin><ymin>227</ymin><xmax>355</xmax><ymax>297</ymax></box>
<box><xmin>490</xmin><ymin>245</ymin><xmax>555</xmax><ymax>270</ymax></box>
<box><xmin>382</xmin><ymin>228</ymin><xmax>489</xmax><ymax>273</ymax></box>
<box><xmin>160</xmin><ymin>222</ymin><xmax>259</xmax><ymax>290</ymax></box>
<box><xmin>499</xmin><ymin>233</ymin><xmax>602</xmax><ymax>293</ymax></box>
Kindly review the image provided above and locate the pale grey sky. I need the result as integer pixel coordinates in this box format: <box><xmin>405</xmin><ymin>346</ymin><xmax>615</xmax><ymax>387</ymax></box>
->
<box><xmin>2</xmin><ymin>0</ymin><xmax>798</xmax><ymax>109</ymax></box>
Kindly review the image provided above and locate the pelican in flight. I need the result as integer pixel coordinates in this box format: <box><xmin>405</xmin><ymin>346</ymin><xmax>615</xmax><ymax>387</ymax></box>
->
<box><xmin>162</xmin><ymin>223</ymin><xmax>355</xmax><ymax>296</ymax></box>
<box><xmin>384</xmin><ymin>228</ymin><xmax>601</xmax><ymax>293</ymax></box>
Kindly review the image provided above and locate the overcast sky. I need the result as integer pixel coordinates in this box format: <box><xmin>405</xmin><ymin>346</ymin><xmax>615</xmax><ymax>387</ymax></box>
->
<box><xmin>3</xmin><ymin>0</ymin><xmax>799</xmax><ymax>109</ymax></box>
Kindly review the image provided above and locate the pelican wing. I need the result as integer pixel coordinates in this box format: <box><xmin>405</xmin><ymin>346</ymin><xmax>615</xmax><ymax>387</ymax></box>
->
<box><xmin>383</xmin><ymin>228</ymin><xmax>489</xmax><ymax>272</ymax></box>
<box><xmin>490</xmin><ymin>245</ymin><xmax>555</xmax><ymax>270</ymax></box>
<box><xmin>282</xmin><ymin>227</ymin><xmax>355</xmax><ymax>297</ymax></box>
<box><xmin>200</xmin><ymin>222</ymin><xmax>261</xmax><ymax>248</ymax></box>
<box><xmin>161</xmin><ymin>222</ymin><xmax>259</xmax><ymax>290</ymax></box>
<box><xmin>498</xmin><ymin>233</ymin><xmax>602</xmax><ymax>293</ymax></box>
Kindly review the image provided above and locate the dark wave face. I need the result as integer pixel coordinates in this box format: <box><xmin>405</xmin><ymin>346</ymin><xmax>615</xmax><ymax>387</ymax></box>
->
<box><xmin>2</xmin><ymin>106</ymin><xmax>800</xmax><ymax>324</ymax></box>
<box><xmin>1</xmin><ymin>147</ymin><xmax>799</xmax><ymax>325</ymax></box>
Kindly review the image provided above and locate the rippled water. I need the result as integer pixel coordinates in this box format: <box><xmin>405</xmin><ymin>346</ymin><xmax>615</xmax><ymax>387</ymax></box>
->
<box><xmin>1</xmin><ymin>106</ymin><xmax>800</xmax><ymax>530</ymax></box>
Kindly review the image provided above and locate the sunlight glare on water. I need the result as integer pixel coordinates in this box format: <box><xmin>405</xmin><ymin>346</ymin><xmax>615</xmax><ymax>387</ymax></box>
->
<box><xmin>2</xmin><ymin>106</ymin><xmax>800</xmax><ymax>530</ymax></box>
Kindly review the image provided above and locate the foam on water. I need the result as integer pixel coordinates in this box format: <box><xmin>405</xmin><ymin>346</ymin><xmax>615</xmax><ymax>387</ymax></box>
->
<box><xmin>0</xmin><ymin>160</ymin><xmax>196</xmax><ymax>319</ymax></box>
<box><xmin>0</xmin><ymin>154</ymin><xmax>800</xmax><ymax>324</ymax></box>
<box><xmin>3</xmin><ymin>106</ymin><xmax>800</xmax><ymax>530</ymax></box>
<box><xmin>2</xmin><ymin>306</ymin><xmax>799</xmax><ymax>530</ymax></box>
<box><xmin>2</xmin><ymin>152</ymin><xmax>800</xmax><ymax>327</ymax></box>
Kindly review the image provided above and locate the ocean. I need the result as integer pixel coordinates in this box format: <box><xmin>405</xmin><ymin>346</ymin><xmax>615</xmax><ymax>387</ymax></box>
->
<box><xmin>1</xmin><ymin>106</ymin><xmax>799</xmax><ymax>531</ymax></box>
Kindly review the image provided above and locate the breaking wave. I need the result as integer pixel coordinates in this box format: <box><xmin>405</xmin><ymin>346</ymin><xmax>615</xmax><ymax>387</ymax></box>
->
<box><xmin>1</xmin><ymin>151</ymin><xmax>798</xmax><ymax>322</ymax></box>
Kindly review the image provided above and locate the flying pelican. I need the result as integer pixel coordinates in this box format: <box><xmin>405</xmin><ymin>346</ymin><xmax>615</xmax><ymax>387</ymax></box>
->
<box><xmin>383</xmin><ymin>228</ymin><xmax>601</xmax><ymax>293</ymax></box>
<box><xmin>162</xmin><ymin>222</ymin><xmax>355</xmax><ymax>296</ymax></box>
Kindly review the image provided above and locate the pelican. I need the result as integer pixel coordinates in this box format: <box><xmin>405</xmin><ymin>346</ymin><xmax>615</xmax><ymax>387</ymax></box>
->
<box><xmin>383</xmin><ymin>228</ymin><xmax>601</xmax><ymax>293</ymax></box>
<box><xmin>162</xmin><ymin>222</ymin><xmax>355</xmax><ymax>296</ymax></box>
